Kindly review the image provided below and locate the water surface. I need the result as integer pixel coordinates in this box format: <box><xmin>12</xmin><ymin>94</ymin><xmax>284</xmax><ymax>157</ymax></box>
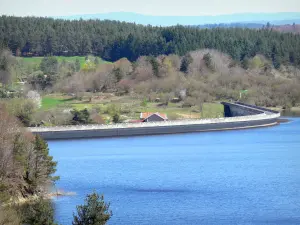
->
<box><xmin>49</xmin><ymin>118</ymin><xmax>300</xmax><ymax>225</ymax></box>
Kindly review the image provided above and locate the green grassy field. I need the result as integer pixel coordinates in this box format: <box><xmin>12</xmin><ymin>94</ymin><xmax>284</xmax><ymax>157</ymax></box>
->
<box><xmin>41</xmin><ymin>95</ymin><xmax>224</xmax><ymax>120</ymax></box>
<box><xmin>18</xmin><ymin>56</ymin><xmax>107</xmax><ymax>68</ymax></box>
<box><xmin>41</xmin><ymin>96</ymin><xmax>74</xmax><ymax>110</ymax></box>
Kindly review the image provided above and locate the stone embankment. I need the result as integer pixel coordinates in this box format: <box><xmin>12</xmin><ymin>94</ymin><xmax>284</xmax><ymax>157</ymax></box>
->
<box><xmin>29</xmin><ymin>102</ymin><xmax>280</xmax><ymax>140</ymax></box>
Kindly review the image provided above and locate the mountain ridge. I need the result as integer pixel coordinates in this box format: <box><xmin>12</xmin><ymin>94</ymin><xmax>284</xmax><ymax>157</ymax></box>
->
<box><xmin>56</xmin><ymin>12</ymin><xmax>300</xmax><ymax>26</ymax></box>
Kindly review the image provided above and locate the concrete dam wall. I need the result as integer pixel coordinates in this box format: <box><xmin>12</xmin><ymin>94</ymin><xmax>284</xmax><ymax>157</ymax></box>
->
<box><xmin>29</xmin><ymin>102</ymin><xmax>280</xmax><ymax>140</ymax></box>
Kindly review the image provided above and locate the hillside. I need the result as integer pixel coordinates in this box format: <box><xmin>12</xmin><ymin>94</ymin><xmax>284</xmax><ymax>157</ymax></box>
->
<box><xmin>1</xmin><ymin>16</ymin><xmax>300</xmax><ymax>69</ymax></box>
<box><xmin>1</xmin><ymin>48</ymin><xmax>300</xmax><ymax>128</ymax></box>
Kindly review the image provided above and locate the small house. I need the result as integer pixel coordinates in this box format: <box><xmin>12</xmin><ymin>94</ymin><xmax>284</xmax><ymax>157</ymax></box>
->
<box><xmin>140</xmin><ymin>112</ymin><xmax>168</xmax><ymax>122</ymax></box>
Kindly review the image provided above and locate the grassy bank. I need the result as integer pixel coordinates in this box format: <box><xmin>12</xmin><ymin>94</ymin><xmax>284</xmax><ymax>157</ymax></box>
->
<box><xmin>17</xmin><ymin>56</ymin><xmax>108</xmax><ymax>68</ymax></box>
<box><xmin>41</xmin><ymin>94</ymin><xmax>224</xmax><ymax>122</ymax></box>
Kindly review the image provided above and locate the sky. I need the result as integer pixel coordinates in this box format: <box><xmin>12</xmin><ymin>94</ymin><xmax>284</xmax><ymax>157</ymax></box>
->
<box><xmin>0</xmin><ymin>0</ymin><xmax>300</xmax><ymax>17</ymax></box>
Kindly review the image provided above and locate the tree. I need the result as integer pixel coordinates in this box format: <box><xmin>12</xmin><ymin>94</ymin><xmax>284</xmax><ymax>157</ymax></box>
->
<box><xmin>113</xmin><ymin>67</ymin><xmax>124</xmax><ymax>82</ymax></box>
<box><xmin>14</xmin><ymin>100</ymin><xmax>37</xmax><ymax>127</ymax></box>
<box><xmin>0</xmin><ymin>106</ymin><xmax>59</xmax><ymax>223</ymax></box>
<box><xmin>148</xmin><ymin>56</ymin><xmax>160</xmax><ymax>77</ymax></box>
<box><xmin>29</xmin><ymin>135</ymin><xmax>58</xmax><ymax>193</ymax></box>
<box><xmin>180</xmin><ymin>54</ymin><xmax>193</xmax><ymax>74</ymax></box>
<box><xmin>40</xmin><ymin>57</ymin><xmax>58</xmax><ymax>75</ymax></box>
<box><xmin>94</xmin><ymin>57</ymin><xmax>100</xmax><ymax>65</ymax></box>
<box><xmin>271</xmin><ymin>44</ymin><xmax>280</xmax><ymax>69</ymax></box>
<box><xmin>75</xmin><ymin>58</ymin><xmax>81</xmax><ymax>71</ymax></box>
<box><xmin>203</xmin><ymin>53</ymin><xmax>214</xmax><ymax>71</ymax></box>
<box><xmin>112</xmin><ymin>113</ymin><xmax>120</xmax><ymax>123</ymax></box>
<box><xmin>71</xmin><ymin>109</ymin><xmax>91</xmax><ymax>125</ymax></box>
<box><xmin>73</xmin><ymin>191</ymin><xmax>112</xmax><ymax>225</ymax></box>
<box><xmin>0</xmin><ymin>48</ymin><xmax>15</xmax><ymax>85</ymax></box>
<box><xmin>26</xmin><ymin>90</ymin><xmax>42</xmax><ymax>108</ymax></box>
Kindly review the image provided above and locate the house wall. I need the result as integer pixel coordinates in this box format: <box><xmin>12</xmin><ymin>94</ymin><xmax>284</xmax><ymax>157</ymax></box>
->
<box><xmin>145</xmin><ymin>114</ymin><xmax>166</xmax><ymax>122</ymax></box>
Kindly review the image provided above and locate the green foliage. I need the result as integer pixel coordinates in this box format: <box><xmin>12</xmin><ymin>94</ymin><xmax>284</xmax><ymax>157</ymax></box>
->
<box><xmin>0</xmin><ymin>48</ymin><xmax>15</xmax><ymax>85</ymax></box>
<box><xmin>148</xmin><ymin>56</ymin><xmax>160</xmax><ymax>77</ymax></box>
<box><xmin>94</xmin><ymin>57</ymin><xmax>100</xmax><ymax>65</ymax></box>
<box><xmin>71</xmin><ymin>109</ymin><xmax>91</xmax><ymax>125</ymax></box>
<box><xmin>41</xmin><ymin>96</ymin><xmax>73</xmax><ymax>110</ymax></box>
<box><xmin>106</xmin><ymin>104</ymin><xmax>121</xmax><ymax>123</ymax></box>
<box><xmin>2</xmin><ymin>16</ymin><xmax>300</xmax><ymax>68</ymax></box>
<box><xmin>40</xmin><ymin>57</ymin><xmax>58</xmax><ymax>75</ymax></box>
<box><xmin>26</xmin><ymin>56</ymin><xmax>60</xmax><ymax>89</ymax></box>
<box><xmin>180</xmin><ymin>54</ymin><xmax>193</xmax><ymax>73</ymax></box>
<box><xmin>113</xmin><ymin>67</ymin><xmax>123</xmax><ymax>82</ymax></box>
<box><xmin>248</xmin><ymin>55</ymin><xmax>264</xmax><ymax>69</ymax></box>
<box><xmin>75</xmin><ymin>58</ymin><xmax>81</xmax><ymax>71</ymax></box>
<box><xmin>1</xmin><ymin>99</ymin><xmax>38</xmax><ymax>127</ymax></box>
<box><xmin>34</xmin><ymin>135</ymin><xmax>58</xmax><ymax>178</ymax></box>
<box><xmin>112</xmin><ymin>113</ymin><xmax>120</xmax><ymax>123</ymax></box>
<box><xmin>0</xmin><ymin>107</ymin><xmax>58</xmax><ymax>211</ymax></box>
<box><xmin>27</xmin><ymin>135</ymin><xmax>58</xmax><ymax>192</ymax></box>
<box><xmin>0</xmin><ymin>87</ymin><xmax>9</xmax><ymax>97</ymax></box>
<box><xmin>18</xmin><ymin>198</ymin><xmax>57</xmax><ymax>225</ymax></box>
<box><xmin>203</xmin><ymin>53</ymin><xmax>214</xmax><ymax>71</ymax></box>
<box><xmin>72</xmin><ymin>191</ymin><xmax>112</xmax><ymax>225</ymax></box>
<box><xmin>141</xmin><ymin>98</ymin><xmax>148</xmax><ymax>107</ymax></box>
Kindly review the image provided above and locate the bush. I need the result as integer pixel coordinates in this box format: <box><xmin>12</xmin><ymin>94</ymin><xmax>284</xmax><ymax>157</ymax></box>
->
<box><xmin>140</xmin><ymin>98</ymin><xmax>148</xmax><ymax>107</ymax></box>
<box><xmin>112</xmin><ymin>113</ymin><xmax>121</xmax><ymax>123</ymax></box>
<box><xmin>182</xmin><ymin>97</ymin><xmax>197</xmax><ymax>107</ymax></box>
<box><xmin>71</xmin><ymin>109</ymin><xmax>91</xmax><ymax>125</ymax></box>
<box><xmin>18</xmin><ymin>198</ymin><xmax>57</xmax><ymax>225</ymax></box>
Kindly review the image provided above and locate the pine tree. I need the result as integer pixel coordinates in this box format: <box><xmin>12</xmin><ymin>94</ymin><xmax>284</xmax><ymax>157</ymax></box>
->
<box><xmin>180</xmin><ymin>53</ymin><xmax>193</xmax><ymax>74</ymax></box>
<box><xmin>73</xmin><ymin>192</ymin><xmax>112</xmax><ymax>225</ymax></box>
<box><xmin>203</xmin><ymin>53</ymin><xmax>215</xmax><ymax>71</ymax></box>
<box><xmin>30</xmin><ymin>135</ymin><xmax>58</xmax><ymax>192</ymax></box>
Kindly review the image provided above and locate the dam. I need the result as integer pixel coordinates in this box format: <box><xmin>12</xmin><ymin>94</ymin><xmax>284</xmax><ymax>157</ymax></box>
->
<box><xmin>29</xmin><ymin>102</ymin><xmax>280</xmax><ymax>140</ymax></box>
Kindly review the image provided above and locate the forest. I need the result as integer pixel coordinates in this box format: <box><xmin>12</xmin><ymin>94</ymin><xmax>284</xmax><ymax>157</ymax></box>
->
<box><xmin>1</xmin><ymin>16</ymin><xmax>300</xmax><ymax>68</ymax></box>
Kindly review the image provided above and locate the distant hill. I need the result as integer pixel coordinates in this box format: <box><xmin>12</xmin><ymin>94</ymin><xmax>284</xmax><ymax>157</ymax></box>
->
<box><xmin>196</xmin><ymin>23</ymin><xmax>265</xmax><ymax>29</ymax></box>
<box><xmin>195</xmin><ymin>23</ymin><xmax>300</xmax><ymax>32</ymax></box>
<box><xmin>57</xmin><ymin>12</ymin><xmax>300</xmax><ymax>26</ymax></box>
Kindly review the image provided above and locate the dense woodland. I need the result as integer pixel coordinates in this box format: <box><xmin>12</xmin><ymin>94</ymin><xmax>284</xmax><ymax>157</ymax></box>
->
<box><xmin>1</xmin><ymin>16</ymin><xmax>300</xmax><ymax>68</ymax></box>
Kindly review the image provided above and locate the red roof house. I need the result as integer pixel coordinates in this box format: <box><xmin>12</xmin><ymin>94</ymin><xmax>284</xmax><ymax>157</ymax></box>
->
<box><xmin>140</xmin><ymin>112</ymin><xmax>168</xmax><ymax>122</ymax></box>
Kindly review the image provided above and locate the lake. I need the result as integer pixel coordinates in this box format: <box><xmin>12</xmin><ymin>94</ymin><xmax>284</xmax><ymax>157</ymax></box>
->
<box><xmin>49</xmin><ymin>118</ymin><xmax>300</xmax><ymax>225</ymax></box>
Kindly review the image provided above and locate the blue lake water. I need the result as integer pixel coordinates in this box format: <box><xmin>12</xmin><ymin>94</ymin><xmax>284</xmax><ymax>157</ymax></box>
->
<box><xmin>49</xmin><ymin>118</ymin><xmax>300</xmax><ymax>225</ymax></box>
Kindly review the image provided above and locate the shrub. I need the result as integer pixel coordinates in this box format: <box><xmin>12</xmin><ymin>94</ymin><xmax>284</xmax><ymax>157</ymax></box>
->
<box><xmin>18</xmin><ymin>198</ymin><xmax>57</xmax><ymax>225</ymax></box>
<box><xmin>71</xmin><ymin>109</ymin><xmax>91</xmax><ymax>125</ymax></box>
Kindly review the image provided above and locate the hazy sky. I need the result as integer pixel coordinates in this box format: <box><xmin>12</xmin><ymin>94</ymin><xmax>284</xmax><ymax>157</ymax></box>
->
<box><xmin>1</xmin><ymin>0</ymin><xmax>300</xmax><ymax>17</ymax></box>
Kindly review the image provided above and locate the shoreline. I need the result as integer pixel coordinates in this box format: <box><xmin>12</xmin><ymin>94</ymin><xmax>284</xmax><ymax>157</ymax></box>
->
<box><xmin>28</xmin><ymin>102</ymin><xmax>280</xmax><ymax>140</ymax></box>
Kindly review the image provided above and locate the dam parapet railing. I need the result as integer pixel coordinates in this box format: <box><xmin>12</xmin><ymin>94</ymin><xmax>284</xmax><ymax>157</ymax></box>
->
<box><xmin>29</xmin><ymin>111</ymin><xmax>280</xmax><ymax>133</ymax></box>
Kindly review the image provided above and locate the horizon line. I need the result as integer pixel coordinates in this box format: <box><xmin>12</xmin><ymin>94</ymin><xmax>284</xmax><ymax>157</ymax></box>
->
<box><xmin>1</xmin><ymin>11</ymin><xmax>300</xmax><ymax>18</ymax></box>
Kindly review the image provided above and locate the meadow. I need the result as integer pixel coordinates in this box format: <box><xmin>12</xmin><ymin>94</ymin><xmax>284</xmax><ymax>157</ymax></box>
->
<box><xmin>17</xmin><ymin>56</ymin><xmax>106</xmax><ymax>67</ymax></box>
<box><xmin>41</xmin><ymin>94</ymin><xmax>224</xmax><ymax>122</ymax></box>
